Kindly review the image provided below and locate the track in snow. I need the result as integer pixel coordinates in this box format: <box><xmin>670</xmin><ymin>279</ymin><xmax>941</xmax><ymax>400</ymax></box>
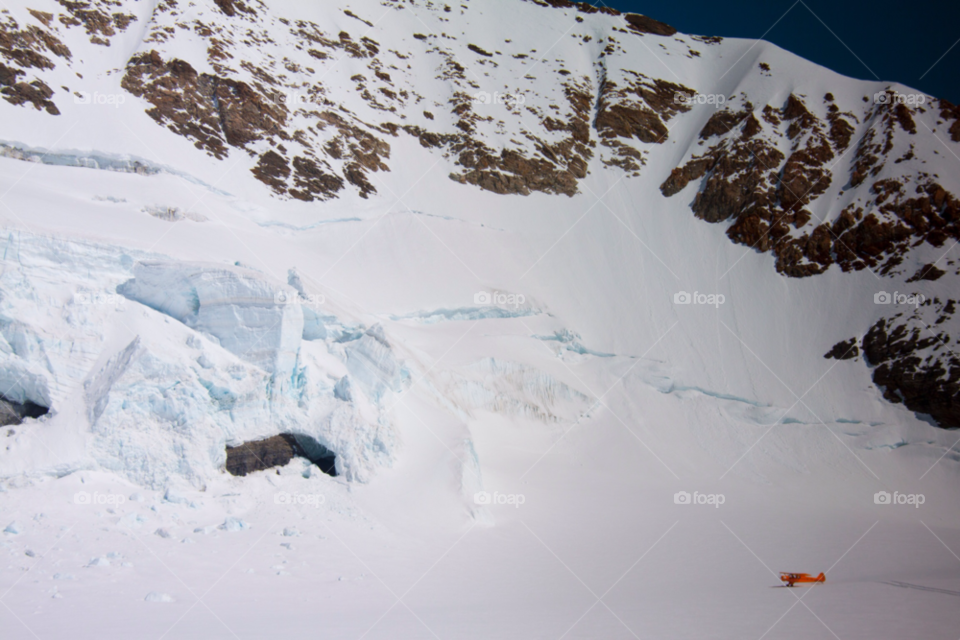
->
<box><xmin>880</xmin><ymin>581</ymin><xmax>960</xmax><ymax>597</ymax></box>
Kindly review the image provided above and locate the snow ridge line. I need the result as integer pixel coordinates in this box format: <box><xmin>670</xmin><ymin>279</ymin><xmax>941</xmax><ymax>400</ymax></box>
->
<box><xmin>0</xmin><ymin>141</ymin><xmax>231</xmax><ymax>196</ymax></box>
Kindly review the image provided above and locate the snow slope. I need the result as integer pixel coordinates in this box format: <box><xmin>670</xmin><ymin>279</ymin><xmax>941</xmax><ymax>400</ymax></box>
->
<box><xmin>0</xmin><ymin>0</ymin><xmax>958</xmax><ymax>638</ymax></box>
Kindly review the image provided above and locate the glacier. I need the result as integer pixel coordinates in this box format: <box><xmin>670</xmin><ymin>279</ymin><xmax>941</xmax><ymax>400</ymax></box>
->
<box><xmin>0</xmin><ymin>231</ymin><xmax>402</xmax><ymax>488</ymax></box>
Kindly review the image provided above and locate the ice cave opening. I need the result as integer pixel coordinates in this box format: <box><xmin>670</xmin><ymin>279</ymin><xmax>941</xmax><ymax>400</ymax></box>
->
<box><xmin>225</xmin><ymin>433</ymin><xmax>337</xmax><ymax>477</ymax></box>
<box><xmin>0</xmin><ymin>396</ymin><xmax>49</xmax><ymax>426</ymax></box>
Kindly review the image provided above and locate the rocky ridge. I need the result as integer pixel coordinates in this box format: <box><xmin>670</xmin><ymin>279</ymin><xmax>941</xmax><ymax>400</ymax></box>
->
<box><xmin>827</xmin><ymin>298</ymin><xmax>959</xmax><ymax>429</ymax></box>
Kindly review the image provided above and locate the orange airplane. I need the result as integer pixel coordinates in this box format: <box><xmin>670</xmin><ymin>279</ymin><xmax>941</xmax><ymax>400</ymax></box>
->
<box><xmin>780</xmin><ymin>572</ymin><xmax>825</xmax><ymax>587</ymax></box>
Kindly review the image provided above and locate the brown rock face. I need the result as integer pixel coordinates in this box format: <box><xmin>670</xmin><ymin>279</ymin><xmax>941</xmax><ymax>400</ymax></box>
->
<box><xmin>828</xmin><ymin>182</ymin><xmax>960</xmax><ymax>275</ymax></box>
<box><xmin>938</xmin><ymin>99</ymin><xmax>960</xmax><ymax>142</ymax></box>
<box><xmin>660</xmin><ymin>159</ymin><xmax>710</xmax><ymax>197</ymax></box>
<box><xmin>251</xmin><ymin>151</ymin><xmax>290</xmax><ymax>193</ymax></box>
<box><xmin>691</xmin><ymin>140</ymin><xmax>782</xmax><ymax>225</ymax></box>
<box><xmin>0</xmin><ymin>20</ymin><xmax>67</xmax><ymax>70</ymax></box>
<box><xmin>202</xmin><ymin>75</ymin><xmax>287</xmax><ymax>148</ymax></box>
<box><xmin>213</xmin><ymin>0</ymin><xmax>256</xmax><ymax>18</ymax></box>
<box><xmin>906</xmin><ymin>264</ymin><xmax>946</xmax><ymax>282</ymax></box>
<box><xmin>592</xmin><ymin>73</ymin><xmax>692</xmax><ymax>176</ymax></box>
<box><xmin>122</xmin><ymin>51</ymin><xmax>288</xmax><ymax>160</ymax></box>
<box><xmin>661</xmin><ymin>101</ymin><xmax>788</xmax><ymax>242</ymax></box>
<box><xmin>826</xmin><ymin>103</ymin><xmax>855</xmax><ymax>151</ymax></box>
<box><xmin>0</xmin><ymin>62</ymin><xmax>21</xmax><ymax>86</ymax></box>
<box><xmin>596</xmin><ymin>75</ymin><xmax>692</xmax><ymax>144</ymax></box>
<box><xmin>289</xmin><ymin>156</ymin><xmax>345</xmax><ymax>202</ymax></box>
<box><xmin>225</xmin><ymin>434</ymin><xmax>336</xmax><ymax>476</ymax></box>
<box><xmin>661</xmin><ymin>92</ymin><xmax>960</xmax><ymax>279</ymax></box>
<box><xmin>54</xmin><ymin>0</ymin><xmax>137</xmax><ymax>44</ymax></box>
<box><xmin>447</xmin><ymin>78</ymin><xmax>596</xmax><ymax>197</ymax></box>
<box><xmin>0</xmin><ymin>74</ymin><xmax>59</xmax><ymax>114</ymax></box>
<box><xmin>0</xmin><ymin>12</ymin><xmax>75</xmax><ymax>114</ymax></box>
<box><xmin>858</xmin><ymin>303</ymin><xmax>960</xmax><ymax>429</ymax></box>
<box><xmin>226</xmin><ymin>434</ymin><xmax>304</xmax><ymax>476</ymax></box>
<box><xmin>824</xmin><ymin>338</ymin><xmax>859</xmax><ymax>360</ymax></box>
<box><xmin>524</xmin><ymin>0</ymin><xmax>621</xmax><ymax>17</ymax></box>
<box><xmin>121</xmin><ymin>48</ymin><xmax>381</xmax><ymax>199</ymax></box>
<box><xmin>623</xmin><ymin>13</ymin><xmax>677</xmax><ymax>36</ymax></box>
<box><xmin>699</xmin><ymin>109</ymin><xmax>747</xmax><ymax>139</ymax></box>
<box><xmin>596</xmin><ymin>102</ymin><xmax>667</xmax><ymax>143</ymax></box>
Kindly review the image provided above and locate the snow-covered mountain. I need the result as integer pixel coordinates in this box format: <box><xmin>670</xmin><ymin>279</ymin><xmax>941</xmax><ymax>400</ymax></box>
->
<box><xmin>1</xmin><ymin>1</ymin><xmax>958</xmax><ymax>637</ymax></box>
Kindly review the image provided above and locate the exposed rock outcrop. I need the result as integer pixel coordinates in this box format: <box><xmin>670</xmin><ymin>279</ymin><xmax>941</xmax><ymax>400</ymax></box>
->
<box><xmin>448</xmin><ymin>78</ymin><xmax>596</xmax><ymax>196</ymax></box>
<box><xmin>623</xmin><ymin>13</ymin><xmax>677</xmax><ymax>37</ymax></box>
<box><xmin>0</xmin><ymin>12</ymin><xmax>72</xmax><ymax>114</ymax></box>
<box><xmin>226</xmin><ymin>433</ymin><xmax>337</xmax><ymax>476</ymax></box>
<box><xmin>660</xmin><ymin>92</ymin><xmax>960</xmax><ymax>279</ymax></box>
<box><xmin>858</xmin><ymin>300</ymin><xmax>959</xmax><ymax>429</ymax></box>
<box><xmin>122</xmin><ymin>51</ymin><xmax>289</xmax><ymax>160</ymax></box>
<box><xmin>824</xmin><ymin>338</ymin><xmax>859</xmax><ymax>360</ymax></box>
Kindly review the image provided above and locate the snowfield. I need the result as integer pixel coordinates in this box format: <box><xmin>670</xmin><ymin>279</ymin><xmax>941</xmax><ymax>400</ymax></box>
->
<box><xmin>0</xmin><ymin>0</ymin><xmax>959</xmax><ymax>638</ymax></box>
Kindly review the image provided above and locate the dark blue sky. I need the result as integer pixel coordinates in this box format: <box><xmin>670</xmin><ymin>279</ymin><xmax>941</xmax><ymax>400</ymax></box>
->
<box><xmin>602</xmin><ymin>0</ymin><xmax>959</xmax><ymax>104</ymax></box>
